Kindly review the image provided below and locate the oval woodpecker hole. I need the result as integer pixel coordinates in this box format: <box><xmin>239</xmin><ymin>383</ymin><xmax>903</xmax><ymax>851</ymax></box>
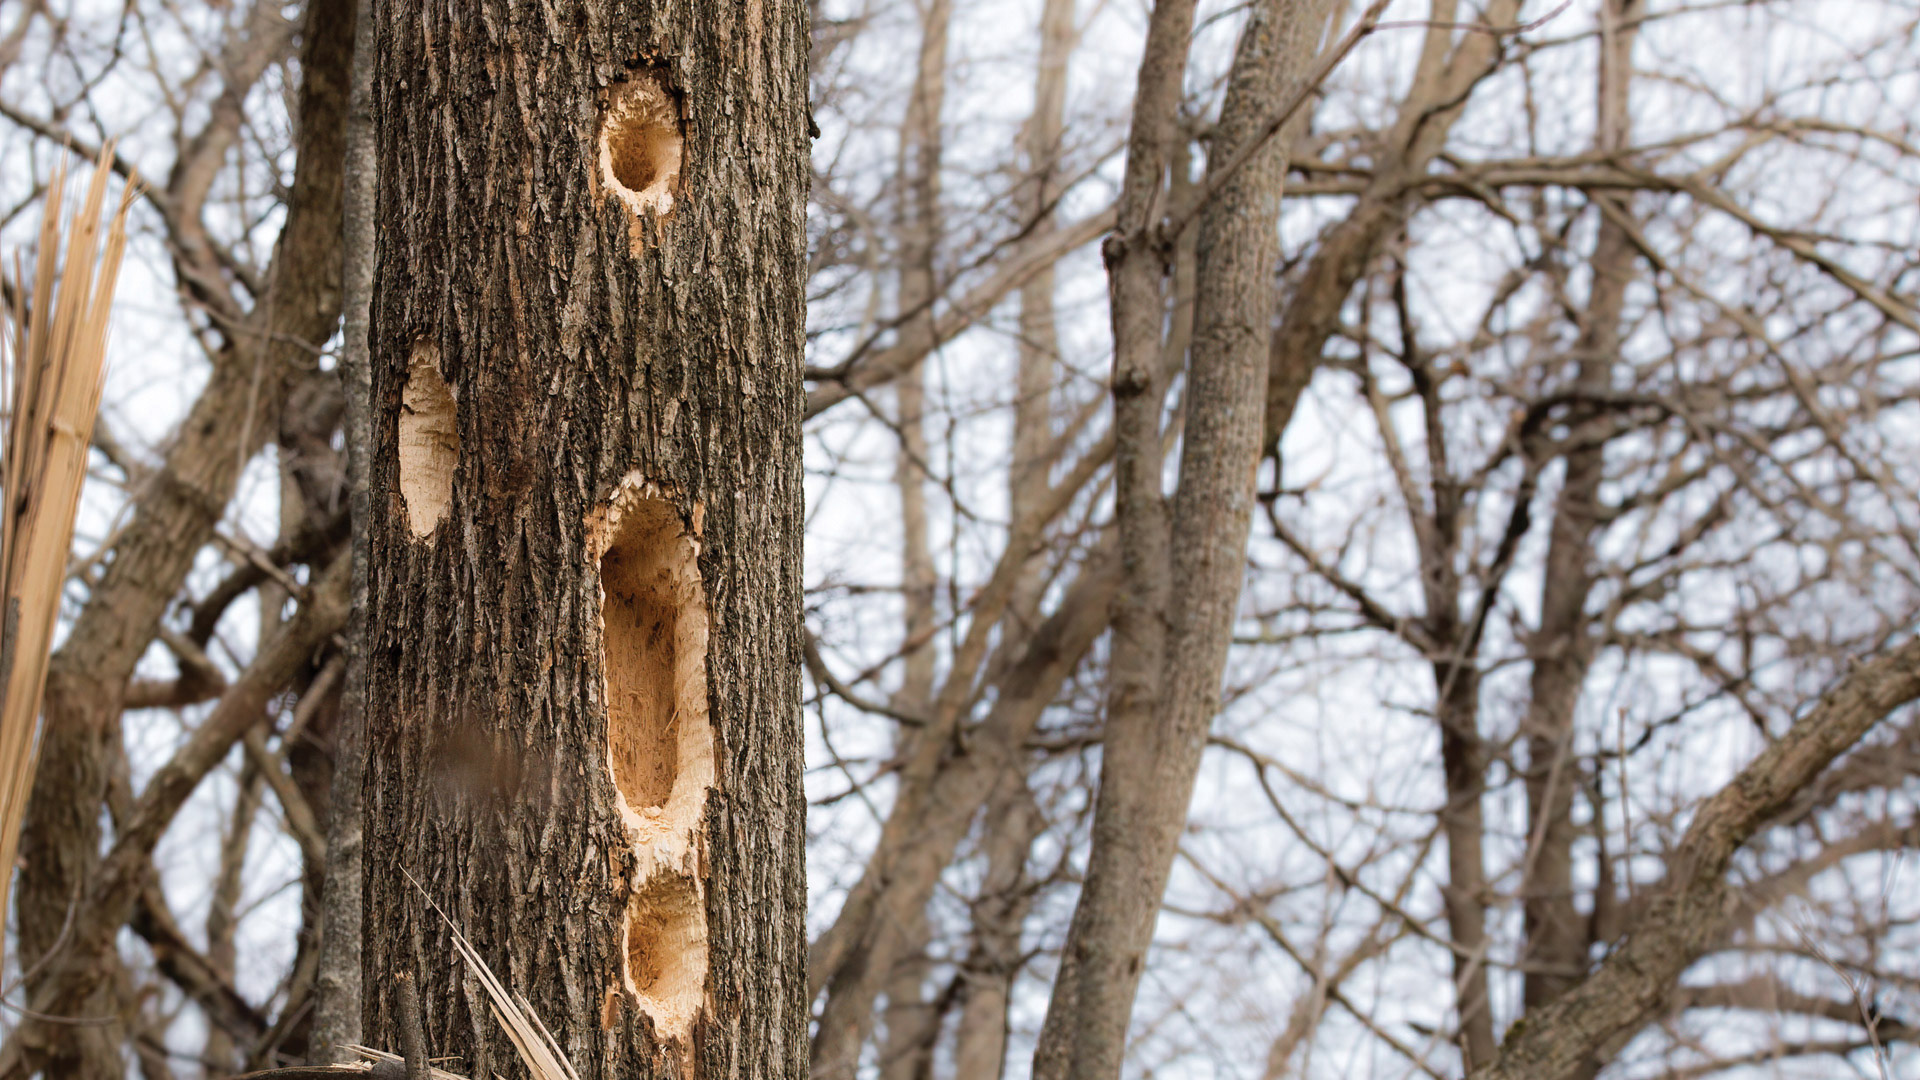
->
<box><xmin>599</xmin><ymin>75</ymin><xmax>683</xmax><ymax>219</ymax></box>
<box><xmin>623</xmin><ymin>869</ymin><xmax>708</xmax><ymax>1041</ymax></box>
<box><xmin>398</xmin><ymin>341</ymin><xmax>457</xmax><ymax>538</ymax></box>
<box><xmin>598</xmin><ymin>496</ymin><xmax>706</xmax><ymax>811</ymax></box>
<box><xmin>590</xmin><ymin>479</ymin><xmax>715</xmax><ymax>1046</ymax></box>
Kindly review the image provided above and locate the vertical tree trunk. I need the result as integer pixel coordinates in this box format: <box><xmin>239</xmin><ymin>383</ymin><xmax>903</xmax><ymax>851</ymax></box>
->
<box><xmin>1432</xmin><ymin>654</ymin><xmax>1496</xmax><ymax>1068</ymax></box>
<box><xmin>311</xmin><ymin>0</ymin><xmax>379</xmax><ymax>1056</ymax></box>
<box><xmin>1032</xmin><ymin>2</ymin><xmax>1332</xmax><ymax>1076</ymax></box>
<box><xmin>944</xmin><ymin>7</ymin><xmax>1080</xmax><ymax>1071</ymax></box>
<box><xmin>1009</xmin><ymin>0</ymin><xmax>1076</xmax><ymax>589</ymax></box>
<box><xmin>949</xmin><ymin>785</ymin><xmax>1043</xmax><ymax>1080</ymax></box>
<box><xmin>874</xmin><ymin>5</ymin><xmax>951</xmax><ymax>1074</ymax></box>
<box><xmin>1516</xmin><ymin>0</ymin><xmax>1642</xmax><ymax>1061</ymax></box>
<box><xmin>204</xmin><ymin>762</ymin><xmax>264</xmax><ymax>1072</ymax></box>
<box><xmin>1025</xmin><ymin>0</ymin><xmax>1193</xmax><ymax>1065</ymax></box>
<box><xmin>360</xmin><ymin>4</ymin><xmax>809</xmax><ymax>1080</ymax></box>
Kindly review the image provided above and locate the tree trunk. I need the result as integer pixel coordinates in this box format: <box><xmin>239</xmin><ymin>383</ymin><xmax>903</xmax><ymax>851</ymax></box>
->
<box><xmin>950</xmin><ymin>784</ymin><xmax>1043</xmax><ymax>1080</ymax></box>
<box><xmin>872</xmin><ymin>4</ymin><xmax>949</xmax><ymax>1074</ymax></box>
<box><xmin>359</xmin><ymin>4</ymin><xmax>809</xmax><ymax>1080</ymax></box>
<box><xmin>1517</xmin><ymin>1</ymin><xmax>1641</xmax><ymax>1039</ymax></box>
<box><xmin>1433</xmin><ymin>656</ymin><xmax>1495</xmax><ymax>1068</ymax></box>
<box><xmin>1032</xmin><ymin>1</ymin><xmax>1332</xmax><ymax>1075</ymax></box>
<box><xmin>311</xmin><ymin>0</ymin><xmax>380</xmax><ymax>1056</ymax></box>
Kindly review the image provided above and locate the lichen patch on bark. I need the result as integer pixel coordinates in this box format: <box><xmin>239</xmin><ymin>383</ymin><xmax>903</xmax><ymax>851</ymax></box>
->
<box><xmin>588</xmin><ymin>474</ymin><xmax>713</xmax><ymax>1043</ymax></box>
<box><xmin>398</xmin><ymin>341</ymin><xmax>457</xmax><ymax>538</ymax></box>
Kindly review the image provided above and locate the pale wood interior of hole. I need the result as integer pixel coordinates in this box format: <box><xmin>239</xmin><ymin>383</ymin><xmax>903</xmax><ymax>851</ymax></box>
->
<box><xmin>599</xmin><ymin>497</ymin><xmax>703</xmax><ymax>809</ymax></box>
<box><xmin>398</xmin><ymin>341</ymin><xmax>456</xmax><ymax>538</ymax></box>
<box><xmin>624</xmin><ymin>870</ymin><xmax>708</xmax><ymax>1038</ymax></box>
<box><xmin>599</xmin><ymin>78</ymin><xmax>682</xmax><ymax>218</ymax></box>
<box><xmin>595</xmin><ymin>491</ymin><xmax>713</xmax><ymax>1042</ymax></box>
<box><xmin>608</xmin><ymin>117</ymin><xmax>678</xmax><ymax>193</ymax></box>
<box><xmin>606</xmin><ymin>77</ymin><xmax>691</xmax><ymax>219</ymax></box>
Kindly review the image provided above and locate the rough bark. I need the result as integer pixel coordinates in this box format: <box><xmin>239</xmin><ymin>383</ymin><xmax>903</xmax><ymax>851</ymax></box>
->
<box><xmin>1032</xmin><ymin>2</ymin><xmax>1332</xmax><ymax>1076</ymax></box>
<box><xmin>358</xmin><ymin>3</ymin><xmax>809</xmax><ymax>1080</ymax></box>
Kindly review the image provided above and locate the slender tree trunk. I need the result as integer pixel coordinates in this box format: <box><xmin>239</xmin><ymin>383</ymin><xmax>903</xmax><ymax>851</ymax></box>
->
<box><xmin>889</xmin><ymin>0</ymin><xmax>948</xmax><ymax>726</ymax></box>
<box><xmin>1032</xmin><ymin>2</ymin><xmax>1332</xmax><ymax>1076</ymax></box>
<box><xmin>1403</xmin><ymin>301</ymin><xmax>1496</xmax><ymax>1067</ymax></box>
<box><xmin>1025</xmin><ymin>0</ymin><xmax>1192</xmax><ymax>1062</ymax></box>
<box><xmin>874</xmin><ymin>5</ymin><xmax>950</xmax><ymax>1074</ymax></box>
<box><xmin>310</xmin><ymin>0</ymin><xmax>377</xmax><ymax>1057</ymax></box>
<box><xmin>1517</xmin><ymin>2</ymin><xmax>1641</xmax><ymax>1066</ymax></box>
<box><xmin>1432</xmin><ymin>656</ymin><xmax>1496</xmax><ymax>1068</ymax></box>
<box><xmin>950</xmin><ymin>784</ymin><xmax>1043</xmax><ymax>1080</ymax></box>
<box><xmin>274</xmin><ymin>346</ymin><xmax>352</xmax><ymax>1071</ymax></box>
<box><xmin>205</xmin><ymin>763</ymin><xmax>264</xmax><ymax>1072</ymax></box>
<box><xmin>941</xmin><ymin>7</ymin><xmax>1078</xmax><ymax>1073</ymax></box>
<box><xmin>359</xmin><ymin>4</ymin><xmax>808</xmax><ymax>1080</ymax></box>
<box><xmin>1010</xmin><ymin>0</ymin><xmax>1076</xmax><ymax>604</ymax></box>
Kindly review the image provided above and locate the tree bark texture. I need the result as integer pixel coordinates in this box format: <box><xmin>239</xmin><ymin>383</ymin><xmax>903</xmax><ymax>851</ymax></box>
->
<box><xmin>360</xmin><ymin>5</ymin><xmax>808</xmax><ymax>1080</ymax></box>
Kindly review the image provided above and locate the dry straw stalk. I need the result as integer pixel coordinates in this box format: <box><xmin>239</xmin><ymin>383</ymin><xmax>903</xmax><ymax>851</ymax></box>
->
<box><xmin>0</xmin><ymin>146</ymin><xmax>137</xmax><ymax>970</ymax></box>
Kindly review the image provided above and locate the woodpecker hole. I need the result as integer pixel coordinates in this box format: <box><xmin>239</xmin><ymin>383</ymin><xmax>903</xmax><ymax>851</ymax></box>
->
<box><xmin>599</xmin><ymin>75</ymin><xmax>683</xmax><ymax>220</ymax></box>
<box><xmin>589</xmin><ymin>475</ymin><xmax>714</xmax><ymax>1045</ymax></box>
<box><xmin>398</xmin><ymin>341</ymin><xmax>456</xmax><ymax>538</ymax></box>
<box><xmin>622</xmin><ymin>870</ymin><xmax>708</xmax><ymax>1041</ymax></box>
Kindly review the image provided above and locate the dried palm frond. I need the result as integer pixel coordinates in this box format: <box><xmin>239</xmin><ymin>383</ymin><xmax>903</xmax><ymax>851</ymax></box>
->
<box><xmin>404</xmin><ymin>869</ymin><xmax>583</xmax><ymax>1080</ymax></box>
<box><xmin>0</xmin><ymin>146</ymin><xmax>137</xmax><ymax>971</ymax></box>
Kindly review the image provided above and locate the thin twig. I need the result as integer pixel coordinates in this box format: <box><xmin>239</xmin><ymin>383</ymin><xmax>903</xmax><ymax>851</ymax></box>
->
<box><xmin>395</xmin><ymin>974</ymin><xmax>429</xmax><ymax>1080</ymax></box>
